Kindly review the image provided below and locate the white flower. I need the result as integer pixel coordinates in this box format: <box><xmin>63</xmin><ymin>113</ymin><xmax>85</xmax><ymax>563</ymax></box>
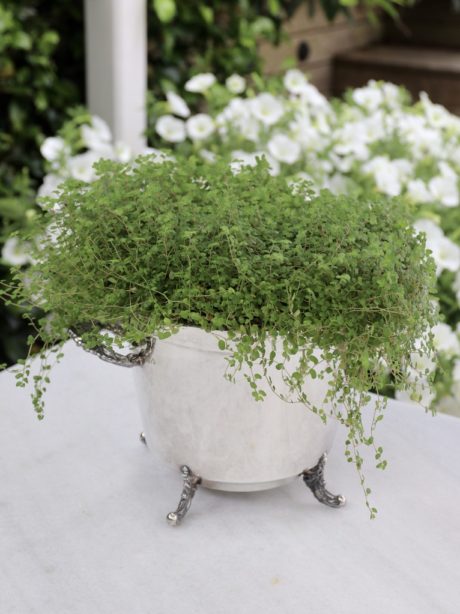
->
<box><xmin>298</xmin><ymin>84</ymin><xmax>329</xmax><ymax>111</ymax></box>
<box><xmin>166</xmin><ymin>91</ymin><xmax>190</xmax><ymax>118</ymax></box>
<box><xmin>225</xmin><ymin>74</ymin><xmax>246</xmax><ymax>94</ymax></box>
<box><xmin>414</xmin><ymin>218</ymin><xmax>460</xmax><ymax>276</ymax></box>
<box><xmin>323</xmin><ymin>173</ymin><xmax>347</xmax><ymax>195</ymax></box>
<box><xmin>186</xmin><ymin>114</ymin><xmax>215</xmax><ymax>141</ymax></box>
<box><xmin>407</xmin><ymin>179</ymin><xmax>432</xmax><ymax>204</ymax></box>
<box><xmin>37</xmin><ymin>173</ymin><xmax>64</xmax><ymax>200</ymax></box>
<box><xmin>67</xmin><ymin>151</ymin><xmax>100</xmax><ymax>182</ymax></box>
<box><xmin>249</xmin><ymin>93</ymin><xmax>284</xmax><ymax>126</ymax></box>
<box><xmin>352</xmin><ymin>84</ymin><xmax>384</xmax><ymax>112</ymax></box>
<box><xmin>381</xmin><ymin>82</ymin><xmax>402</xmax><ymax>108</ymax></box>
<box><xmin>428</xmin><ymin>174</ymin><xmax>459</xmax><ymax>207</ymax></box>
<box><xmin>40</xmin><ymin>136</ymin><xmax>70</xmax><ymax>163</ymax></box>
<box><xmin>392</xmin><ymin>158</ymin><xmax>414</xmax><ymax>182</ymax></box>
<box><xmin>155</xmin><ymin>115</ymin><xmax>186</xmax><ymax>143</ymax></box>
<box><xmin>81</xmin><ymin>116</ymin><xmax>112</xmax><ymax>151</ymax></box>
<box><xmin>1</xmin><ymin>237</ymin><xmax>32</xmax><ymax>267</ymax></box>
<box><xmin>184</xmin><ymin>73</ymin><xmax>216</xmax><ymax>93</ymax></box>
<box><xmin>432</xmin><ymin>236</ymin><xmax>460</xmax><ymax>274</ymax></box>
<box><xmin>289</xmin><ymin>118</ymin><xmax>325</xmax><ymax>152</ymax></box>
<box><xmin>199</xmin><ymin>149</ymin><xmax>217</xmax><ymax>163</ymax></box>
<box><xmin>267</xmin><ymin>134</ymin><xmax>301</xmax><ymax>164</ymax></box>
<box><xmin>113</xmin><ymin>141</ymin><xmax>132</xmax><ymax>163</ymax></box>
<box><xmin>362</xmin><ymin>156</ymin><xmax>401</xmax><ymax>197</ymax></box>
<box><xmin>330</xmin><ymin>153</ymin><xmax>354</xmax><ymax>173</ymax></box>
<box><xmin>420</xmin><ymin>92</ymin><xmax>453</xmax><ymax>129</ymax></box>
<box><xmin>218</xmin><ymin>97</ymin><xmax>250</xmax><ymax>122</ymax></box>
<box><xmin>432</xmin><ymin>323</ymin><xmax>460</xmax><ymax>357</ymax></box>
<box><xmin>283</xmin><ymin>69</ymin><xmax>307</xmax><ymax>94</ymax></box>
<box><xmin>413</xmin><ymin>218</ymin><xmax>444</xmax><ymax>240</ymax></box>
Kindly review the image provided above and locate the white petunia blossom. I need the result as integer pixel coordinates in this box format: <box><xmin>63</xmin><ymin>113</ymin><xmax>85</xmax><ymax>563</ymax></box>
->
<box><xmin>113</xmin><ymin>141</ymin><xmax>132</xmax><ymax>163</ymax></box>
<box><xmin>432</xmin><ymin>235</ymin><xmax>460</xmax><ymax>274</ymax></box>
<box><xmin>428</xmin><ymin>171</ymin><xmax>459</xmax><ymax>207</ymax></box>
<box><xmin>67</xmin><ymin>151</ymin><xmax>100</xmax><ymax>183</ymax></box>
<box><xmin>267</xmin><ymin>134</ymin><xmax>301</xmax><ymax>164</ymax></box>
<box><xmin>413</xmin><ymin>218</ymin><xmax>444</xmax><ymax>240</ymax></box>
<box><xmin>289</xmin><ymin>116</ymin><xmax>325</xmax><ymax>152</ymax></box>
<box><xmin>249</xmin><ymin>93</ymin><xmax>284</xmax><ymax>126</ymax></box>
<box><xmin>420</xmin><ymin>92</ymin><xmax>454</xmax><ymax>129</ymax></box>
<box><xmin>381</xmin><ymin>82</ymin><xmax>402</xmax><ymax>108</ymax></box>
<box><xmin>166</xmin><ymin>91</ymin><xmax>190</xmax><ymax>118</ymax></box>
<box><xmin>299</xmin><ymin>84</ymin><xmax>329</xmax><ymax>111</ymax></box>
<box><xmin>362</xmin><ymin>156</ymin><xmax>402</xmax><ymax>197</ymax></box>
<box><xmin>199</xmin><ymin>149</ymin><xmax>217</xmax><ymax>163</ymax></box>
<box><xmin>40</xmin><ymin>136</ymin><xmax>69</xmax><ymax>163</ymax></box>
<box><xmin>155</xmin><ymin>115</ymin><xmax>186</xmax><ymax>143</ymax></box>
<box><xmin>283</xmin><ymin>69</ymin><xmax>307</xmax><ymax>95</ymax></box>
<box><xmin>1</xmin><ymin>237</ymin><xmax>32</xmax><ymax>267</ymax></box>
<box><xmin>186</xmin><ymin>114</ymin><xmax>215</xmax><ymax>141</ymax></box>
<box><xmin>407</xmin><ymin>179</ymin><xmax>432</xmax><ymax>204</ymax></box>
<box><xmin>414</xmin><ymin>218</ymin><xmax>460</xmax><ymax>276</ymax></box>
<box><xmin>37</xmin><ymin>173</ymin><xmax>64</xmax><ymax>200</ymax></box>
<box><xmin>225</xmin><ymin>74</ymin><xmax>246</xmax><ymax>95</ymax></box>
<box><xmin>184</xmin><ymin>73</ymin><xmax>216</xmax><ymax>93</ymax></box>
<box><xmin>352</xmin><ymin>84</ymin><xmax>384</xmax><ymax>112</ymax></box>
<box><xmin>323</xmin><ymin>173</ymin><xmax>348</xmax><ymax>195</ymax></box>
<box><xmin>432</xmin><ymin>323</ymin><xmax>460</xmax><ymax>357</ymax></box>
<box><xmin>81</xmin><ymin>116</ymin><xmax>112</xmax><ymax>151</ymax></box>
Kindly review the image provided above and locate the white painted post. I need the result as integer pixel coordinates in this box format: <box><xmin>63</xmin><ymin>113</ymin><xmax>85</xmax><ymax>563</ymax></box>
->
<box><xmin>84</xmin><ymin>0</ymin><xmax>147</xmax><ymax>153</ymax></box>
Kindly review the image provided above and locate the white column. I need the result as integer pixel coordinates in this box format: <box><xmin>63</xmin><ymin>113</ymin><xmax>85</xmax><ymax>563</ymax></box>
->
<box><xmin>84</xmin><ymin>0</ymin><xmax>147</xmax><ymax>153</ymax></box>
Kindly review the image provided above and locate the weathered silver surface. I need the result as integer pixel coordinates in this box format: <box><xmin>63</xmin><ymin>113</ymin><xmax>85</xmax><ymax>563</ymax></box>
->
<box><xmin>69</xmin><ymin>325</ymin><xmax>155</xmax><ymax>367</ymax></box>
<box><xmin>135</xmin><ymin>327</ymin><xmax>338</xmax><ymax>490</ymax></box>
<box><xmin>167</xmin><ymin>465</ymin><xmax>201</xmax><ymax>526</ymax></box>
<box><xmin>301</xmin><ymin>453</ymin><xmax>346</xmax><ymax>508</ymax></box>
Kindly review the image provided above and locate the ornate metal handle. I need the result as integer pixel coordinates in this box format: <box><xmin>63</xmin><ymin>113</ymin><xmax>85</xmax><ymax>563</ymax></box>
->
<box><xmin>68</xmin><ymin>324</ymin><xmax>155</xmax><ymax>368</ymax></box>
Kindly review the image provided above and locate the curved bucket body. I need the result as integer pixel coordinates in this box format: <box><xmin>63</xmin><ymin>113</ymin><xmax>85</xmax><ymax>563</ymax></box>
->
<box><xmin>134</xmin><ymin>327</ymin><xmax>337</xmax><ymax>491</ymax></box>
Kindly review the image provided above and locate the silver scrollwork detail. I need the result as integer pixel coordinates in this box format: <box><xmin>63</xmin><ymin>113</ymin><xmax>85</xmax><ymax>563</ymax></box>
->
<box><xmin>167</xmin><ymin>465</ymin><xmax>202</xmax><ymax>526</ymax></box>
<box><xmin>301</xmin><ymin>453</ymin><xmax>346</xmax><ymax>508</ymax></box>
<box><xmin>69</xmin><ymin>324</ymin><xmax>155</xmax><ymax>368</ymax></box>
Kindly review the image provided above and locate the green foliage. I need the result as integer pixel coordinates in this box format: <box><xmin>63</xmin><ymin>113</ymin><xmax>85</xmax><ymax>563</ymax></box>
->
<box><xmin>147</xmin><ymin>0</ymin><xmax>413</xmax><ymax>99</ymax></box>
<box><xmin>0</xmin><ymin>1</ymin><xmax>84</xmax><ymax>188</ymax></box>
<box><xmin>0</xmin><ymin>0</ymin><xmax>84</xmax><ymax>365</ymax></box>
<box><xmin>3</xmin><ymin>156</ymin><xmax>437</xmax><ymax>516</ymax></box>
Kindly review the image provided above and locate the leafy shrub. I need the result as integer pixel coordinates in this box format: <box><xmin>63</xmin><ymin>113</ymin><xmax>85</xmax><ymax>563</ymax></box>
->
<box><xmin>3</xmin><ymin>156</ymin><xmax>437</xmax><ymax>515</ymax></box>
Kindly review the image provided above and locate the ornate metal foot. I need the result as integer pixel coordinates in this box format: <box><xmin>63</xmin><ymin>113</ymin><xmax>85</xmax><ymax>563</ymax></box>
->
<box><xmin>301</xmin><ymin>453</ymin><xmax>346</xmax><ymax>508</ymax></box>
<box><xmin>139</xmin><ymin>432</ymin><xmax>147</xmax><ymax>445</ymax></box>
<box><xmin>167</xmin><ymin>465</ymin><xmax>201</xmax><ymax>526</ymax></box>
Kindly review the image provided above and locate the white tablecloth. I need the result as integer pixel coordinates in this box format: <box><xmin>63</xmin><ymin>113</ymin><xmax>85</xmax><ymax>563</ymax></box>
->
<box><xmin>1</xmin><ymin>342</ymin><xmax>459</xmax><ymax>614</ymax></box>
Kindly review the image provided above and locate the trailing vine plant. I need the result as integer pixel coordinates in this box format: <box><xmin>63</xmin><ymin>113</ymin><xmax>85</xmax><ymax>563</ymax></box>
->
<box><xmin>2</xmin><ymin>156</ymin><xmax>437</xmax><ymax>517</ymax></box>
